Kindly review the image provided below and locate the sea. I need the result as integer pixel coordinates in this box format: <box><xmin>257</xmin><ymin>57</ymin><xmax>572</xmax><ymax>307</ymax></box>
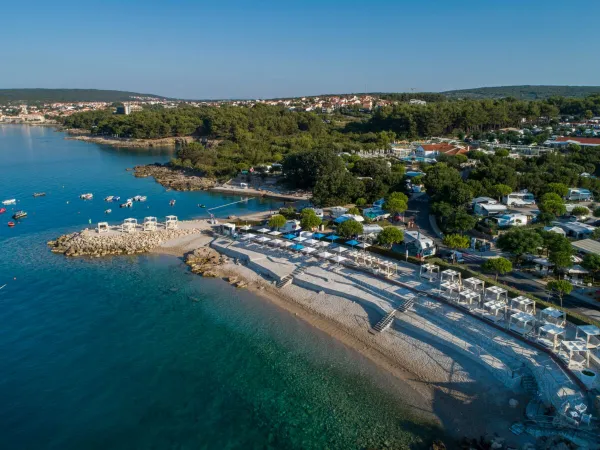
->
<box><xmin>0</xmin><ymin>125</ymin><xmax>441</xmax><ymax>449</ymax></box>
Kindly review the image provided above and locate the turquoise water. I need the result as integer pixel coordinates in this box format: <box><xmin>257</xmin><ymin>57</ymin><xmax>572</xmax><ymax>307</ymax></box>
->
<box><xmin>0</xmin><ymin>125</ymin><xmax>441</xmax><ymax>449</ymax></box>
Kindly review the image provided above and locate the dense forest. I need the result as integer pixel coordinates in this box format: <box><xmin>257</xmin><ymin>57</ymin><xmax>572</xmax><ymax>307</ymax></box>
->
<box><xmin>443</xmin><ymin>85</ymin><xmax>600</xmax><ymax>100</ymax></box>
<box><xmin>59</xmin><ymin>94</ymin><xmax>600</xmax><ymax>206</ymax></box>
<box><xmin>0</xmin><ymin>88</ymin><xmax>168</xmax><ymax>104</ymax></box>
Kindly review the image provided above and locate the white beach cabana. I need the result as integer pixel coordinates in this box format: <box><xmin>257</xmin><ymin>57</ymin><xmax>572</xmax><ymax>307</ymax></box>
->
<box><xmin>538</xmin><ymin>323</ymin><xmax>566</xmax><ymax>350</ymax></box>
<box><xmin>458</xmin><ymin>289</ymin><xmax>481</xmax><ymax>307</ymax></box>
<box><xmin>440</xmin><ymin>281</ymin><xmax>461</xmax><ymax>300</ymax></box>
<box><xmin>510</xmin><ymin>296</ymin><xmax>536</xmax><ymax>314</ymax></box>
<box><xmin>440</xmin><ymin>269</ymin><xmax>461</xmax><ymax>286</ymax></box>
<box><xmin>97</xmin><ymin>222</ymin><xmax>109</xmax><ymax>233</ymax></box>
<box><xmin>485</xmin><ymin>285</ymin><xmax>508</xmax><ymax>304</ymax></box>
<box><xmin>143</xmin><ymin>216</ymin><xmax>157</xmax><ymax>231</ymax></box>
<box><xmin>122</xmin><ymin>218</ymin><xmax>138</xmax><ymax>233</ymax></box>
<box><xmin>420</xmin><ymin>263</ymin><xmax>440</xmax><ymax>282</ymax></box>
<box><xmin>559</xmin><ymin>341</ymin><xmax>590</xmax><ymax>368</ymax></box>
<box><xmin>165</xmin><ymin>215</ymin><xmax>178</xmax><ymax>230</ymax></box>
<box><xmin>483</xmin><ymin>300</ymin><xmax>507</xmax><ymax>322</ymax></box>
<box><xmin>463</xmin><ymin>277</ymin><xmax>485</xmax><ymax>293</ymax></box>
<box><xmin>541</xmin><ymin>307</ymin><xmax>566</xmax><ymax>327</ymax></box>
<box><xmin>576</xmin><ymin>325</ymin><xmax>600</xmax><ymax>349</ymax></box>
<box><xmin>509</xmin><ymin>311</ymin><xmax>536</xmax><ymax>335</ymax></box>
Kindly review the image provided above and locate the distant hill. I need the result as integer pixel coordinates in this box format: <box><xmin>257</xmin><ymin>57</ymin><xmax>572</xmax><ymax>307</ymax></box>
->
<box><xmin>442</xmin><ymin>85</ymin><xmax>600</xmax><ymax>100</ymax></box>
<box><xmin>0</xmin><ymin>88</ymin><xmax>170</xmax><ymax>104</ymax></box>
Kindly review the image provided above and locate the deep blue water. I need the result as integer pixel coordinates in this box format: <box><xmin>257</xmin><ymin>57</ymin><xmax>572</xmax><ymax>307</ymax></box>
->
<box><xmin>0</xmin><ymin>125</ymin><xmax>439</xmax><ymax>449</ymax></box>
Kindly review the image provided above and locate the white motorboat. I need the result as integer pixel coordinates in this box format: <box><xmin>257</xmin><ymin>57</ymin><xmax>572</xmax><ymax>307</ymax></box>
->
<box><xmin>104</xmin><ymin>196</ymin><xmax>114</xmax><ymax>202</ymax></box>
<box><xmin>2</xmin><ymin>199</ymin><xmax>16</xmax><ymax>205</ymax></box>
<box><xmin>105</xmin><ymin>209</ymin><xmax>112</xmax><ymax>214</ymax></box>
<box><xmin>80</xmin><ymin>193</ymin><xmax>93</xmax><ymax>200</ymax></box>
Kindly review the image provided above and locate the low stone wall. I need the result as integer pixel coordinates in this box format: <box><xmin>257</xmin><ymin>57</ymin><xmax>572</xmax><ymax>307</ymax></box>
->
<box><xmin>48</xmin><ymin>228</ymin><xmax>203</xmax><ymax>257</ymax></box>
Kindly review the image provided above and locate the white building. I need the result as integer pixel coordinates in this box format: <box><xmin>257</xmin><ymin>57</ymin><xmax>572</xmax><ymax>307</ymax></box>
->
<box><xmin>330</xmin><ymin>206</ymin><xmax>348</xmax><ymax>218</ymax></box>
<box><xmin>474</xmin><ymin>202</ymin><xmax>508</xmax><ymax>216</ymax></box>
<box><xmin>567</xmin><ymin>188</ymin><xmax>593</xmax><ymax>202</ymax></box>
<box><xmin>491</xmin><ymin>213</ymin><xmax>529</xmax><ymax>228</ymax></box>
<box><xmin>280</xmin><ymin>220</ymin><xmax>301</xmax><ymax>233</ymax></box>
<box><xmin>502</xmin><ymin>192</ymin><xmax>535</xmax><ymax>206</ymax></box>
<box><xmin>404</xmin><ymin>230</ymin><xmax>436</xmax><ymax>257</ymax></box>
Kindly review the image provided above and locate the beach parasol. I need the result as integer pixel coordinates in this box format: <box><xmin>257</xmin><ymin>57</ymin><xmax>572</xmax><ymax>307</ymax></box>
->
<box><xmin>293</xmin><ymin>236</ymin><xmax>307</xmax><ymax>242</ymax></box>
<box><xmin>268</xmin><ymin>230</ymin><xmax>282</xmax><ymax>236</ymax></box>
<box><xmin>257</xmin><ymin>228</ymin><xmax>270</xmax><ymax>234</ymax></box>
<box><xmin>326</xmin><ymin>234</ymin><xmax>340</xmax><ymax>241</ymax></box>
<box><xmin>301</xmin><ymin>246</ymin><xmax>316</xmax><ymax>254</ymax></box>
<box><xmin>318</xmin><ymin>251</ymin><xmax>333</xmax><ymax>259</ymax></box>
<box><xmin>283</xmin><ymin>233</ymin><xmax>296</xmax><ymax>240</ymax></box>
<box><xmin>304</xmin><ymin>238</ymin><xmax>319</xmax><ymax>245</ymax></box>
<box><xmin>345</xmin><ymin>239</ymin><xmax>359</xmax><ymax>248</ymax></box>
<box><xmin>313</xmin><ymin>233</ymin><xmax>325</xmax><ymax>239</ymax></box>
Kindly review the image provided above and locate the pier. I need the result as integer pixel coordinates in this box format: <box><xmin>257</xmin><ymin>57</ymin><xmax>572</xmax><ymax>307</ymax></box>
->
<box><xmin>206</xmin><ymin>197</ymin><xmax>252</xmax><ymax>212</ymax></box>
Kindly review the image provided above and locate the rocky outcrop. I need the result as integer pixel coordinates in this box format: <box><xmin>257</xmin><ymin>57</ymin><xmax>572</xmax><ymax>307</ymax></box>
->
<box><xmin>133</xmin><ymin>164</ymin><xmax>216</xmax><ymax>191</ymax></box>
<box><xmin>185</xmin><ymin>247</ymin><xmax>227</xmax><ymax>277</ymax></box>
<box><xmin>48</xmin><ymin>228</ymin><xmax>202</xmax><ymax>257</ymax></box>
<box><xmin>65</xmin><ymin>132</ymin><xmax>195</xmax><ymax>148</ymax></box>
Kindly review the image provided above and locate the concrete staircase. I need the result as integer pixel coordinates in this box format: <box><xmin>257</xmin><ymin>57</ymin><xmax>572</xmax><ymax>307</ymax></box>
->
<box><xmin>522</xmin><ymin>374</ymin><xmax>539</xmax><ymax>395</ymax></box>
<box><xmin>276</xmin><ymin>265</ymin><xmax>309</xmax><ymax>289</ymax></box>
<box><xmin>371</xmin><ymin>295</ymin><xmax>416</xmax><ymax>333</ymax></box>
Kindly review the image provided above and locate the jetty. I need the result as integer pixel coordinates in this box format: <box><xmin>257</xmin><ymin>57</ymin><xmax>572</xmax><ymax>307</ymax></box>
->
<box><xmin>48</xmin><ymin>216</ymin><xmax>209</xmax><ymax>257</ymax></box>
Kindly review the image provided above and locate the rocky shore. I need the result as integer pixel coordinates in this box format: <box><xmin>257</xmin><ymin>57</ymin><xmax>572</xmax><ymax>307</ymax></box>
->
<box><xmin>48</xmin><ymin>228</ymin><xmax>203</xmax><ymax>257</ymax></box>
<box><xmin>64</xmin><ymin>131</ymin><xmax>195</xmax><ymax>148</ymax></box>
<box><xmin>133</xmin><ymin>164</ymin><xmax>216</xmax><ymax>191</ymax></box>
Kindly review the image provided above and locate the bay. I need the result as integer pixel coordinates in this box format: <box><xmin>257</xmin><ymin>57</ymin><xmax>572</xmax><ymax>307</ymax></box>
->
<box><xmin>0</xmin><ymin>125</ymin><xmax>441</xmax><ymax>449</ymax></box>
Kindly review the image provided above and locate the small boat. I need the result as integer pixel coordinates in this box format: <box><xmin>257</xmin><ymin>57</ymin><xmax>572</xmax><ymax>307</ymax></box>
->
<box><xmin>12</xmin><ymin>211</ymin><xmax>27</xmax><ymax>220</ymax></box>
<box><xmin>169</xmin><ymin>199</ymin><xmax>176</xmax><ymax>206</ymax></box>
<box><xmin>104</xmin><ymin>196</ymin><xmax>114</xmax><ymax>202</ymax></box>
<box><xmin>105</xmin><ymin>209</ymin><xmax>112</xmax><ymax>214</ymax></box>
<box><xmin>7</xmin><ymin>221</ymin><xmax>15</xmax><ymax>227</ymax></box>
<box><xmin>126</xmin><ymin>198</ymin><xmax>133</xmax><ymax>203</ymax></box>
<box><xmin>0</xmin><ymin>208</ymin><xmax>5</xmax><ymax>214</ymax></box>
<box><xmin>133</xmin><ymin>195</ymin><xmax>147</xmax><ymax>202</ymax></box>
<box><xmin>80</xmin><ymin>193</ymin><xmax>93</xmax><ymax>200</ymax></box>
<box><xmin>120</xmin><ymin>201</ymin><xmax>133</xmax><ymax>208</ymax></box>
<box><xmin>112</xmin><ymin>196</ymin><xmax>121</xmax><ymax>202</ymax></box>
<box><xmin>198</xmin><ymin>204</ymin><xmax>206</xmax><ymax>208</ymax></box>
<box><xmin>2</xmin><ymin>199</ymin><xmax>16</xmax><ymax>205</ymax></box>
<box><xmin>33</xmin><ymin>192</ymin><xmax>46</xmax><ymax>197</ymax></box>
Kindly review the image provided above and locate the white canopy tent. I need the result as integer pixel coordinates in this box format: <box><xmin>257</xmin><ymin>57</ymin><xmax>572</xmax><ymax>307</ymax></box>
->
<box><xmin>463</xmin><ymin>277</ymin><xmax>485</xmax><ymax>293</ymax></box>
<box><xmin>440</xmin><ymin>269</ymin><xmax>461</xmax><ymax>285</ymax></box>
<box><xmin>576</xmin><ymin>325</ymin><xmax>600</xmax><ymax>349</ymax></box>
<box><xmin>440</xmin><ymin>281</ymin><xmax>461</xmax><ymax>300</ymax></box>
<box><xmin>538</xmin><ymin>323</ymin><xmax>565</xmax><ymax>350</ymax></box>
<box><xmin>509</xmin><ymin>311</ymin><xmax>536</xmax><ymax>335</ymax></box>
<box><xmin>458</xmin><ymin>289</ymin><xmax>481</xmax><ymax>306</ymax></box>
<box><xmin>420</xmin><ymin>263</ymin><xmax>440</xmax><ymax>282</ymax></box>
<box><xmin>485</xmin><ymin>285</ymin><xmax>508</xmax><ymax>304</ymax></box>
<box><xmin>483</xmin><ymin>300</ymin><xmax>507</xmax><ymax>322</ymax></box>
<box><xmin>559</xmin><ymin>340</ymin><xmax>590</xmax><ymax>368</ymax></box>
<box><xmin>541</xmin><ymin>307</ymin><xmax>566</xmax><ymax>327</ymax></box>
<box><xmin>510</xmin><ymin>296</ymin><xmax>536</xmax><ymax>314</ymax></box>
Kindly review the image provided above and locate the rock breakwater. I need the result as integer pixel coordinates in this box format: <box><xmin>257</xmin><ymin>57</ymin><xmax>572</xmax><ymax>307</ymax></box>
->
<box><xmin>134</xmin><ymin>164</ymin><xmax>216</xmax><ymax>191</ymax></box>
<box><xmin>48</xmin><ymin>228</ymin><xmax>203</xmax><ymax>257</ymax></box>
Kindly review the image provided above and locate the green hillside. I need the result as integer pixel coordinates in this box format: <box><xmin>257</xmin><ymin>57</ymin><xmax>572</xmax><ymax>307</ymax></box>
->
<box><xmin>443</xmin><ymin>85</ymin><xmax>600</xmax><ymax>100</ymax></box>
<box><xmin>0</xmin><ymin>88</ymin><xmax>170</xmax><ymax>104</ymax></box>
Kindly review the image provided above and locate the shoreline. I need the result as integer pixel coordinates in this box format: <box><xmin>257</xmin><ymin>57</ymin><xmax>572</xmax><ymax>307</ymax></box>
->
<box><xmin>64</xmin><ymin>131</ymin><xmax>195</xmax><ymax>148</ymax></box>
<box><xmin>151</xmin><ymin>235</ymin><xmax>534</xmax><ymax>446</ymax></box>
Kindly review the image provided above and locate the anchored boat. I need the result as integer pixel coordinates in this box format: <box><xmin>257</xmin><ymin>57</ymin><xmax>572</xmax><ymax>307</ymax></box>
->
<box><xmin>33</xmin><ymin>192</ymin><xmax>46</xmax><ymax>197</ymax></box>
<box><xmin>169</xmin><ymin>199</ymin><xmax>176</xmax><ymax>206</ymax></box>
<box><xmin>105</xmin><ymin>209</ymin><xmax>112</xmax><ymax>214</ymax></box>
<box><xmin>7</xmin><ymin>221</ymin><xmax>15</xmax><ymax>227</ymax></box>
<box><xmin>104</xmin><ymin>196</ymin><xmax>114</xmax><ymax>202</ymax></box>
<box><xmin>2</xmin><ymin>199</ymin><xmax>16</xmax><ymax>205</ymax></box>
<box><xmin>112</xmin><ymin>196</ymin><xmax>121</xmax><ymax>202</ymax></box>
<box><xmin>80</xmin><ymin>193</ymin><xmax>93</xmax><ymax>200</ymax></box>
<box><xmin>0</xmin><ymin>208</ymin><xmax>5</xmax><ymax>214</ymax></box>
<box><xmin>12</xmin><ymin>211</ymin><xmax>27</xmax><ymax>220</ymax></box>
<box><xmin>120</xmin><ymin>201</ymin><xmax>133</xmax><ymax>208</ymax></box>
<box><xmin>133</xmin><ymin>195</ymin><xmax>147</xmax><ymax>202</ymax></box>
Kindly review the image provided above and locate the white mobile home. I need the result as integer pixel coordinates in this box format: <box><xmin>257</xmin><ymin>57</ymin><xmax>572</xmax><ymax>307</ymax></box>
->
<box><xmin>567</xmin><ymin>188</ymin><xmax>593</xmax><ymax>202</ymax></box>
<box><xmin>329</xmin><ymin>206</ymin><xmax>348</xmax><ymax>218</ymax></box>
<box><xmin>404</xmin><ymin>230</ymin><xmax>436</xmax><ymax>257</ymax></box>
<box><xmin>502</xmin><ymin>192</ymin><xmax>535</xmax><ymax>206</ymax></box>
<box><xmin>474</xmin><ymin>202</ymin><xmax>508</xmax><ymax>216</ymax></box>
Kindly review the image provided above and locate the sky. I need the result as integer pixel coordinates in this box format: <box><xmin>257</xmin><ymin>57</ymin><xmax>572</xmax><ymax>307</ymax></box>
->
<box><xmin>1</xmin><ymin>0</ymin><xmax>599</xmax><ymax>99</ymax></box>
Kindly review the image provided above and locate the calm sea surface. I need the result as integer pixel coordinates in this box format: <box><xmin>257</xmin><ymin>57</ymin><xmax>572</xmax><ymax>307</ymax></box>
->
<box><xmin>0</xmin><ymin>125</ymin><xmax>440</xmax><ymax>449</ymax></box>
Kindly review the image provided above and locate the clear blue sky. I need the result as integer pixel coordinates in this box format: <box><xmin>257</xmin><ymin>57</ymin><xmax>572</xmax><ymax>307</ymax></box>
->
<box><xmin>1</xmin><ymin>0</ymin><xmax>599</xmax><ymax>99</ymax></box>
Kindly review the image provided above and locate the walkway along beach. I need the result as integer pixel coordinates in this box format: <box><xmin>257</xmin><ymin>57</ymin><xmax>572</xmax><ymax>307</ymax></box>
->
<box><xmin>49</xmin><ymin>218</ymin><xmax>600</xmax><ymax>448</ymax></box>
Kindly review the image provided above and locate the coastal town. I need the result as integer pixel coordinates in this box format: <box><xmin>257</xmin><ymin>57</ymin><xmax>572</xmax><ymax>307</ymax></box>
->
<box><xmin>3</xmin><ymin>87</ymin><xmax>600</xmax><ymax>447</ymax></box>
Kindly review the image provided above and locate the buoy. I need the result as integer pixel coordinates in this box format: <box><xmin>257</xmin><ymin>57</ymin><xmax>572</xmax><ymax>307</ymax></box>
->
<box><xmin>7</xmin><ymin>221</ymin><xmax>15</xmax><ymax>227</ymax></box>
